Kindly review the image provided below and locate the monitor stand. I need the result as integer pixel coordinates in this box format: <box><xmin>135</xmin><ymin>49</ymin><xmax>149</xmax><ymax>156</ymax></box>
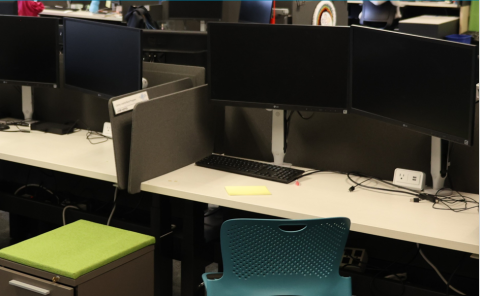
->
<box><xmin>428</xmin><ymin>136</ymin><xmax>450</xmax><ymax>193</ymax></box>
<box><xmin>271</xmin><ymin>109</ymin><xmax>291</xmax><ymax>167</ymax></box>
<box><xmin>200</xmin><ymin>20</ymin><xmax>206</xmax><ymax>32</ymax></box>
<box><xmin>22</xmin><ymin>86</ymin><xmax>36</xmax><ymax>123</ymax></box>
<box><xmin>0</xmin><ymin>86</ymin><xmax>38</xmax><ymax>126</ymax></box>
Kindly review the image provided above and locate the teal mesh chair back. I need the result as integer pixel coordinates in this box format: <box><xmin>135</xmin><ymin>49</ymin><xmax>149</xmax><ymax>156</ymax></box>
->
<box><xmin>203</xmin><ymin>217</ymin><xmax>351</xmax><ymax>296</ymax></box>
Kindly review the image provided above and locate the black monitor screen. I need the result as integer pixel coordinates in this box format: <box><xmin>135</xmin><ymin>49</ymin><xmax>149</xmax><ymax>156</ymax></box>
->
<box><xmin>209</xmin><ymin>23</ymin><xmax>350</xmax><ymax>112</ymax></box>
<box><xmin>0</xmin><ymin>1</ymin><xmax>17</xmax><ymax>15</ymax></box>
<box><xmin>239</xmin><ymin>1</ymin><xmax>272</xmax><ymax>24</ymax></box>
<box><xmin>168</xmin><ymin>1</ymin><xmax>222</xmax><ymax>20</ymax></box>
<box><xmin>0</xmin><ymin>15</ymin><xmax>58</xmax><ymax>86</ymax></box>
<box><xmin>64</xmin><ymin>18</ymin><xmax>142</xmax><ymax>98</ymax></box>
<box><xmin>350</xmin><ymin>26</ymin><xmax>477</xmax><ymax>145</ymax></box>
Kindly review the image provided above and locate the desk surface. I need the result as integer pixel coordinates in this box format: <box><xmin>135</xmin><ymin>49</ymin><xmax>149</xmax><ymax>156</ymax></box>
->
<box><xmin>346</xmin><ymin>1</ymin><xmax>459</xmax><ymax>8</ymax></box>
<box><xmin>0</xmin><ymin>130</ymin><xmax>478</xmax><ymax>254</ymax></box>
<box><xmin>0</xmin><ymin>129</ymin><xmax>116</xmax><ymax>183</ymax></box>
<box><xmin>142</xmin><ymin>163</ymin><xmax>479</xmax><ymax>254</ymax></box>
<box><xmin>41</xmin><ymin>9</ymin><xmax>122</xmax><ymax>22</ymax></box>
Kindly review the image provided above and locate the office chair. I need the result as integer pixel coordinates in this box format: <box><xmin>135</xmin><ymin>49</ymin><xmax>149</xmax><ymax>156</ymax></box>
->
<box><xmin>0</xmin><ymin>1</ymin><xmax>18</xmax><ymax>15</ymax></box>
<box><xmin>360</xmin><ymin>1</ymin><xmax>397</xmax><ymax>30</ymax></box>
<box><xmin>203</xmin><ymin>217</ymin><xmax>352</xmax><ymax>296</ymax></box>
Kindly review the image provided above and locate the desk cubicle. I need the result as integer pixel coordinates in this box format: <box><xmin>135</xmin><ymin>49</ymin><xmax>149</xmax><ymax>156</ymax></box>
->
<box><xmin>0</xmin><ymin>59</ymin><xmax>208</xmax><ymax>296</ymax></box>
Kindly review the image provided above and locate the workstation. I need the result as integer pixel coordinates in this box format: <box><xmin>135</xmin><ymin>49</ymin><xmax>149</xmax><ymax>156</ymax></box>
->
<box><xmin>0</xmin><ymin>1</ymin><xmax>478</xmax><ymax>296</ymax></box>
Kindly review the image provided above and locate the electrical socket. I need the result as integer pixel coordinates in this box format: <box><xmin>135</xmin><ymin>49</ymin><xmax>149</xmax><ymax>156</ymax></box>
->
<box><xmin>393</xmin><ymin>168</ymin><xmax>426</xmax><ymax>191</ymax></box>
<box><xmin>102</xmin><ymin>122</ymin><xmax>112</xmax><ymax>138</ymax></box>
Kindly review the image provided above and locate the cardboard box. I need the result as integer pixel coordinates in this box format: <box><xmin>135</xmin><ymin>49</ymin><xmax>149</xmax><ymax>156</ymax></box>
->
<box><xmin>399</xmin><ymin>15</ymin><xmax>459</xmax><ymax>38</ymax></box>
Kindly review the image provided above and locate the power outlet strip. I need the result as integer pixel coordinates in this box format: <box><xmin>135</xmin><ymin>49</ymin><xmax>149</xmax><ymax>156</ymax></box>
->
<box><xmin>102</xmin><ymin>122</ymin><xmax>112</xmax><ymax>138</ymax></box>
<box><xmin>393</xmin><ymin>168</ymin><xmax>426</xmax><ymax>191</ymax></box>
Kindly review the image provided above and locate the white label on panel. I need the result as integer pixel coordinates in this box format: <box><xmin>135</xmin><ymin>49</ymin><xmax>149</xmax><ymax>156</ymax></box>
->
<box><xmin>112</xmin><ymin>92</ymin><xmax>149</xmax><ymax>115</ymax></box>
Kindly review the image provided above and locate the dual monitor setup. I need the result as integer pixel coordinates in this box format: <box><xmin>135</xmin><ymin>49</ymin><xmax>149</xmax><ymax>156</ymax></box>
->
<box><xmin>0</xmin><ymin>14</ymin><xmax>476</xmax><ymax>191</ymax></box>
<box><xmin>207</xmin><ymin>23</ymin><xmax>477</xmax><ymax>191</ymax></box>
<box><xmin>0</xmin><ymin>15</ymin><xmax>143</xmax><ymax>129</ymax></box>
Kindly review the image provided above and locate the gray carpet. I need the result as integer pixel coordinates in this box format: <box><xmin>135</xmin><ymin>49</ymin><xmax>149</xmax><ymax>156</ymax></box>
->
<box><xmin>0</xmin><ymin>211</ymin><xmax>217</xmax><ymax>296</ymax></box>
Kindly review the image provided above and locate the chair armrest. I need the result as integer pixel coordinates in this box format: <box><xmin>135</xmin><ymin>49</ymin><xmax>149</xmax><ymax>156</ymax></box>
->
<box><xmin>202</xmin><ymin>272</ymin><xmax>223</xmax><ymax>292</ymax></box>
<box><xmin>203</xmin><ymin>272</ymin><xmax>223</xmax><ymax>281</ymax></box>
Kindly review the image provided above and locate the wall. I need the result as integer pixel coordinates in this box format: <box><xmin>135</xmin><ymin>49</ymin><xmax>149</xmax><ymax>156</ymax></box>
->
<box><xmin>224</xmin><ymin>106</ymin><xmax>479</xmax><ymax>194</ymax></box>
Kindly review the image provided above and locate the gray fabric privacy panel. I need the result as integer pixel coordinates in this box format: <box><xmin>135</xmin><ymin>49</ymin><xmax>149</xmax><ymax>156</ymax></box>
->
<box><xmin>224</xmin><ymin>106</ymin><xmax>479</xmax><ymax>194</ymax></box>
<box><xmin>128</xmin><ymin>85</ymin><xmax>214</xmax><ymax>194</ymax></box>
<box><xmin>143</xmin><ymin>62</ymin><xmax>205</xmax><ymax>87</ymax></box>
<box><xmin>108</xmin><ymin>78</ymin><xmax>194</xmax><ymax>190</ymax></box>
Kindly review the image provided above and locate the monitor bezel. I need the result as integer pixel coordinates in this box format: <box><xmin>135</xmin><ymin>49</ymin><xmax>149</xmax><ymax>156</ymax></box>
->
<box><xmin>348</xmin><ymin>25</ymin><xmax>477</xmax><ymax>146</ymax></box>
<box><xmin>0</xmin><ymin>15</ymin><xmax>60</xmax><ymax>88</ymax></box>
<box><xmin>167</xmin><ymin>1</ymin><xmax>223</xmax><ymax>21</ymax></box>
<box><xmin>208</xmin><ymin>23</ymin><xmax>349</xmax><ymax>114</ymax></box>
<box><xmin>63</xmin><ymin>18</ymin><xmax>143</xmax><ymax>100</ymax></box>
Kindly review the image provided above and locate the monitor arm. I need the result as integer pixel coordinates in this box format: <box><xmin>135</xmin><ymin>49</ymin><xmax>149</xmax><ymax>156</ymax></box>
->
<box><xmin>22</xmin><ymin>86</ymin><xmax>34</xmax><ymax>122</ymax></box>
<box><xmin>431</xmin><ymin>136</ymin><xmax>450</xmax><ymax>191</ymax></box>
<box><xmin>271</xmin><ymin>109</ymin><xmax>289</xmax><ymax>166</ymax></box>
<box><xmin>200</xmin><ymin>21</ymin><xmax>206</xmax><ymax>32</ymax></box>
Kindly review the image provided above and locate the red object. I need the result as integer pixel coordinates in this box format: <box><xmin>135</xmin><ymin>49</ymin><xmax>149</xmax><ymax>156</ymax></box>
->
<box><xmin>270</xmin><ymin>0</ymin><xmax>275</xmax><ymax>24</ymax></box>
<box><xmin>18</xmin><ymin>1</ymin><xmax>45</xmax><ymax>17</ymax></box>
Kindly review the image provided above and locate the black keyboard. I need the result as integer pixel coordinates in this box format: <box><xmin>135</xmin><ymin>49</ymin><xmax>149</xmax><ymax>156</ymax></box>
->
<box><xmin>195</xmin><ymin>154</ymin><xmax>305</xmax><ymax>184</ymax></box>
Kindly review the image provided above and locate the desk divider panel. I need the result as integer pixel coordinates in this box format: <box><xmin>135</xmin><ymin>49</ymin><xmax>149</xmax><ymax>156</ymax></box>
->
<box><xmin>109</xmin><ymin>78</ymin><xmax>194</xmax><ymax>190</ymax></box>
<box><xmin>128</xmin><ymin>85</ymin><xmax>214</xmax><ymax>194</ymax></box>
<box><xmin>143</xmin><ymin>62</ymin><xmax>205</xmax><ymax>88</ymax></box>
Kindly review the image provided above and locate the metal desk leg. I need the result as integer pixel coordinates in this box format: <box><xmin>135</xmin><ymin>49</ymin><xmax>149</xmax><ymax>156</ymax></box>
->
<box><xmin>181</xmin><ymin>200</ymin><xmax>205</xmax><ymax>296</ymax></box>
<box><xmin>151</xmin><ymin>194</ymin><xmax>173</xmax><ymax>296</ymax></box>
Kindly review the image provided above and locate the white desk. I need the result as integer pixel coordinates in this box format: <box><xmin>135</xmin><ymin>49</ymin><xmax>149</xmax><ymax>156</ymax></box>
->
<box><xmin>142</xmin><ymin>163</ymin><xmax>479</xmax><ymax>254</ymax></box>
<box><xmin>0</xmin><ymin>129</ymin><xmax>116</xmax><ymax>183</ymax></box>
<box><xmin>347</xmin><ymin>1</ymin><xmax>459</xmax><ymax>8</ymax></box>
<box><xmin>0</xmin><ymin>130</ymin><xmax>478</xmax><ymax>254</ymax></box>
<box><xmin>40</xmin><ymin>9</ymin><xmax>122</xmax><ymax>22</ymax></box>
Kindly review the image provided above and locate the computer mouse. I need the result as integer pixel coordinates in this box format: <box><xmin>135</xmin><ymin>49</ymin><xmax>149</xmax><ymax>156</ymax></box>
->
<box><xmin>0</xmin><ymin>124</ymin><xmax>10</xmax><ymax>131</ymax></box>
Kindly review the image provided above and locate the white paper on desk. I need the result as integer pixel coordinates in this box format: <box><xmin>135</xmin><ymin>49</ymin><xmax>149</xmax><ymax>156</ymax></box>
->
<box><xmin>112</xmin><ymin>91</ymin><xmax>149</xmax><ymax>115</ymax></box>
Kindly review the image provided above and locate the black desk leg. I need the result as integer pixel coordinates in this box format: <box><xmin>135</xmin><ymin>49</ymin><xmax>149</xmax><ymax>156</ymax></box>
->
<box><xmin>181</xmin><ymin>200</ymin><xmax>205</xmax><ymax>296</ymax></box>
<box><xmin>151</xmin><ymin>194</ymin><xmax>173</xmax><ymax>296</ymax></box>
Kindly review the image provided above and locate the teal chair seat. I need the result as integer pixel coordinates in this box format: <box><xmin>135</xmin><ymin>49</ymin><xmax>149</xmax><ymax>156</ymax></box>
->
<box><xmin>203</xmin><ymin>217</ymin><xmax>351</xmax><ymax>296</ymax></box>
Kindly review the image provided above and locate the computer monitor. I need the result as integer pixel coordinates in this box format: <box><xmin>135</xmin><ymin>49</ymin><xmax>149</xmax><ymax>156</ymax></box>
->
<box><xmin>209</xmin><ymin>23</ymin><xmax>350</xmax><ymax>165</ymax></box>
<box><xmin>64</xmin><ymin>18</ymin><xmax>142</xmax><ymax>99</ymax></box>
<box><xmin>349</xmin><ymin>25</ymin><xmax>477</xmax><ymax>146</ymax></box>
<box><xmin>167</xmin><ymin>1</ymin><xmax>222</xmax><ymax>21</ymax></box>
<box><xmin>0</xmin><ymin>15</ymin><xmax>59</xmax><ymax>121</ymax></box>
<box><xmin>0</xmin><ymin>15</ymin><xmax>59</xmax><ymax>87</ymax></box>
<box><xmin>0</xmin><ymin>1</ymin><xmax>17</xmax><ymax>15</ymax></box>
<box><xmin>209</xmin><ymin>23</ymin><xmax>350</xmax><ymax>112</ymax></box>
<box><xmin>350</xmin><ymin>25</ymin><xmax>477</xmax><ymax>190</ymax></box>
<box><xmin>238</xmin><ymin>1</ymin><xmax>273</xmax><ymax>24</ymax></box>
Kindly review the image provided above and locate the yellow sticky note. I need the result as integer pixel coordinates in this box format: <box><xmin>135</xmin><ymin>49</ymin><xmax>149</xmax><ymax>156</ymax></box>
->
<box><xmin>106</xmin><ymin>1</ymin><xmax>111</xmax><ymax>8</ymax></box>
<box><xmin>225</xmin><ymin>186</ymin><xmax>271</xmax><ymax>196</ymax></box>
